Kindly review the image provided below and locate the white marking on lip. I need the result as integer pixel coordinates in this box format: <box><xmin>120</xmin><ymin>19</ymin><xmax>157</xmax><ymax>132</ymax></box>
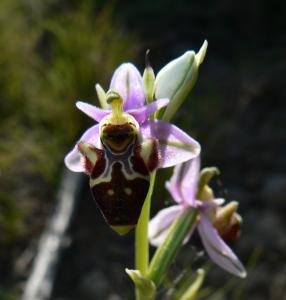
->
<box><xmin>107</xmin><ymin>189</ymin><xmax>114</xmax><ymax>196</ymax></box>
<box><xmin>124</xmin><ymin>188</ymin><xmax>132</xmax><ymax>196</ymax></box>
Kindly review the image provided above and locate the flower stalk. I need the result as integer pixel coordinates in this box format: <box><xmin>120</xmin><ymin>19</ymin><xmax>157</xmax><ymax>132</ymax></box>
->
<box><xmin>61</xmin><ymin>38</ymin><xmax>248</xmax><ymax>300</ymax></box>
<box><xmin>135</xmin><ymin>172</ymin><xmax>157</xmax><ymax>275</ymax></box>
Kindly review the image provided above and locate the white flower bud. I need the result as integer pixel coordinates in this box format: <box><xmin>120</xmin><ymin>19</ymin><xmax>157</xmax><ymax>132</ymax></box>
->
<box><xmin>155</xmin><ymin>40</ymin><xmax>208</xmax><ymax>121</ymax></box>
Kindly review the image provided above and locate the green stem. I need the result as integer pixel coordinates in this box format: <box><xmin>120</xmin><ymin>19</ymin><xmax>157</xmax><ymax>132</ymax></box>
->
<box><xmin>135</xmin><ymin>288</ymin><xmax>155</xmax><ymax>300</ymax></box>
<box><xmin>147</xmin><ymin>208</ymin><xmax>199</xmax><ymax>287</ymax></box>
<box><xmin>135</xmin><ymin>172</ymin><xmax>157</xmax><ymax>275</ymax></box>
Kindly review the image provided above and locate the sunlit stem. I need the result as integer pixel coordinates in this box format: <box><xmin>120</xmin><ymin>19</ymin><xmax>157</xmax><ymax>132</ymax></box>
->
<box><xmin>135</xmin><ymin>172</ymin><xmax>157</xmax><ymax>276</ymax></box>
<box><xmin>135</xmin><ymin>288</ymin><xmax>155</xmax><ymax>300</ymax></box>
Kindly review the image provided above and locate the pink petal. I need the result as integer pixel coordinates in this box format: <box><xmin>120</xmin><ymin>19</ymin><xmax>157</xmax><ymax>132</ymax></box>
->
<box><xmin>64</xmin><ymin>124</ymin><xmax>100</xmax><ymax>172</ymax></box>
<box><xmin>140</xmin><ymin>119</ymin><xmax>201</xmax><ymax>168</ymax></box>
<box><xmin>167</xmin><ymin>158</ymin><xmax>200</xmax><ymax>207</ymax></box>
<box><xmin>182</xmin><ymin>222</ymin><xmax>196</xmax><ymax>245</ymax></box>
<box><xmin>199</xmin><ymin>198</ymin><xmax>225</xmax><ymax>209</ymax></box>
<box><xmin>109</xmin><ymin>63</ymin><xmax>145</xmax><ymax>110</ymax></box>
<box><xmin>149</xmin><ymin>205</ymin><xmax>184</xmax><ymax>247</ymax></box>
<box><xmin>76</xmin><ymin>101</ymin><xmax>110</xmax><ymax>122</ymax></box>
<box><xmin>181</xmin><ymin>157</ymin><xmax>200</xmax><ymax>207</ymax></box>
<box><xmin>127</xmin><ymin>98</ymin><xmax>169</xmax><ymax>123</ymax></box>
<box><xmin>198</xmin><ymin>213</ymin><xmax>247</xmax><ymax>278</ymax></box>
<box><xmin>165</xmin><ymin>164</ymin><xmax>185</xmax><ymax>205</ymax></box>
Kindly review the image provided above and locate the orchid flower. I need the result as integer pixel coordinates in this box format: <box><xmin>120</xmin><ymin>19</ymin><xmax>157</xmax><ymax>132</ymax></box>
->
<box><xmin>64</xmin><ymin>63</ymin><xmax>201</xmax><ymax>235</ymax></box>
<box><xmin>149</xmin><ymin>157</ymin><xmax>247</xmax><ymax>278</ymax></box>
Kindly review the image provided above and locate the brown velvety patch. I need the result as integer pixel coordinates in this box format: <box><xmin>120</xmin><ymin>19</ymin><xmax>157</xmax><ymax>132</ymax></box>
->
<box><xmin>131</xmin><ymin>139</ymin><xmax>159</xmax><ymax>174</ymax></box>
<box><xmin>92</xmin><ymin>162</ymin><xmax>149</xmax><ymax>226</ymax></box>
<box><xmin>147</xmin><ymin>140</ymin><xmax>160</xmax><ymax>172</ymax></box>
<box><xmin>220</xmin><ymin>223</ymin><xmax>241</xmax><ymax>241</ymax></box>
<box><xmin>131</xmin><ymin>143</ymin><xmax>149</xmax><ymax>176</ymax></box>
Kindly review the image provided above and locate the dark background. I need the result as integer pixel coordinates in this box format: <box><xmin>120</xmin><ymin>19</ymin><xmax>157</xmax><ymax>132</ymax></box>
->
<box><xmin>0</xmin><ymin>0</ymin><xmax>285</xmax><ymax>299</ymax></box>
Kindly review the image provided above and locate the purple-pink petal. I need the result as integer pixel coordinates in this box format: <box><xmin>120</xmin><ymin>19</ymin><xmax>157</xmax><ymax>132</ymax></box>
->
<box><xmin>180</xmin><ymin>157</ymin><xmax>200</xmax><ymax>207</ymax></box>
<box><xmin>199</xmin><ymin>198</ymin><xmax>225</xmax><ymax>209</ymax></box>
<box><xmin>197</xmin><ymin>213</ymin><xmax>247</xmax><ymax>278</ymax></box>
<box><xmin>165</xmin><ymin>164</ymin><xmax>185</xmax><ymax>205</ymax></box>
<box><xmin>149</xmin><ymin>205</ymin><xmax>184</xmax><ymax>247</ymax></box>
<box><xmin>76</xmin><ymin>101</ymin><xmax>110</xmax><ymax>122</ymax></box>
<box><xmin>140</xmin><ymin>119</ymin><xmax>201</xmax><ymax>168</ymax></box>
<box><xmin>109</xmin><ymin>63</ymin><xmax>145</xmax><ymax>110</ymax></box>
<box><xmin>127</xmin><ymin>98</ymin><xmax>169</xmax><ymax>123</ymax></box>
<box><xmin>167</xmin><ymin>158</ymin><xmax>200</xmax><ymax>207</ymax></box>
<box><xmin>64</xmin><ymin>124</ymin><xmax>100</xmax><ymax>172</ymax></box>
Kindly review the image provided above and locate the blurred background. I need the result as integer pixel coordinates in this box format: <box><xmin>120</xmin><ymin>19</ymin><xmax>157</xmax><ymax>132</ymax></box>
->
<box><xmin>0</xmin><ymin>0</ymin><xmax>285</xmax><ymax>299</ymax></box>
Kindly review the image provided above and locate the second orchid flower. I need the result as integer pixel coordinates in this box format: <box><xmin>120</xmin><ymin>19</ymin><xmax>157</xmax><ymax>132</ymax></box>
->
<box><xmin>149</xmin><ymin>157</ymin><xmax>247</xmax><ymax>278</ymax></box>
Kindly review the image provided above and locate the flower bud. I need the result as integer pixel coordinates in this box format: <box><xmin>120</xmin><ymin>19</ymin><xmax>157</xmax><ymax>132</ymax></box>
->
<box><xmin>155</xmin><ymin>40</ymin><xmax>208</xmax><ymax>121</ymax></box>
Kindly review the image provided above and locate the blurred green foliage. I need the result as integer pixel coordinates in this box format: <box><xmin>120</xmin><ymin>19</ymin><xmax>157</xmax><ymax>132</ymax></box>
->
<box><xmin>0</xmin><ymin>0</ymin><xmax>137</xmax><ymax>254</ymax></box>
<box><xmin>0</xmin><ymin>288</ymin><xmax>16</xmax><ymax>300</ymax></box>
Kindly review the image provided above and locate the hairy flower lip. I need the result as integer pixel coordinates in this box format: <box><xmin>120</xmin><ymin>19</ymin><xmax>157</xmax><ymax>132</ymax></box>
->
<box><xmin>149</xmin><ymin>157</ymin><xmax>247</xmax><ymax>278</ymax></box>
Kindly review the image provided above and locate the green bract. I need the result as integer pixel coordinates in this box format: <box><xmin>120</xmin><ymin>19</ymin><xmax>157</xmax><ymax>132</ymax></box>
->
<box><xmin>126</xmin><ymin>269</ymin><xmax>156</xmax><ymax>300</ymax></box>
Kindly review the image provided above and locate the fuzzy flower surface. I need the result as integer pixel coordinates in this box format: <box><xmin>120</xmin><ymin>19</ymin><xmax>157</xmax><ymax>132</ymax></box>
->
<box><xmin>64</xmin><ymin>63</ymin><xmax>201</xmax><ymax>173</ymax></box>
<box><xmin>149</xmin><ymin>157</ymin><xmax>247</xmax><ymax>278</ymax></box>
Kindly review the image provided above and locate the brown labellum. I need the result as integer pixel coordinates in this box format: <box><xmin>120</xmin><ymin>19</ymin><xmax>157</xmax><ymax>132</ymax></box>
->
<box><xmin>78</xmin><ymin>122</ymin><xmax>159</xmax><ymax>235</ymax></box>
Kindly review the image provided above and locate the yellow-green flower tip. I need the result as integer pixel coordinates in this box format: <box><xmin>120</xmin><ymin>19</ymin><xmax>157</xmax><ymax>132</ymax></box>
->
<box><xmin>106</xmin><ymin>90</ymin><xmax>122</xmax><ymax>105</ymax></box>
